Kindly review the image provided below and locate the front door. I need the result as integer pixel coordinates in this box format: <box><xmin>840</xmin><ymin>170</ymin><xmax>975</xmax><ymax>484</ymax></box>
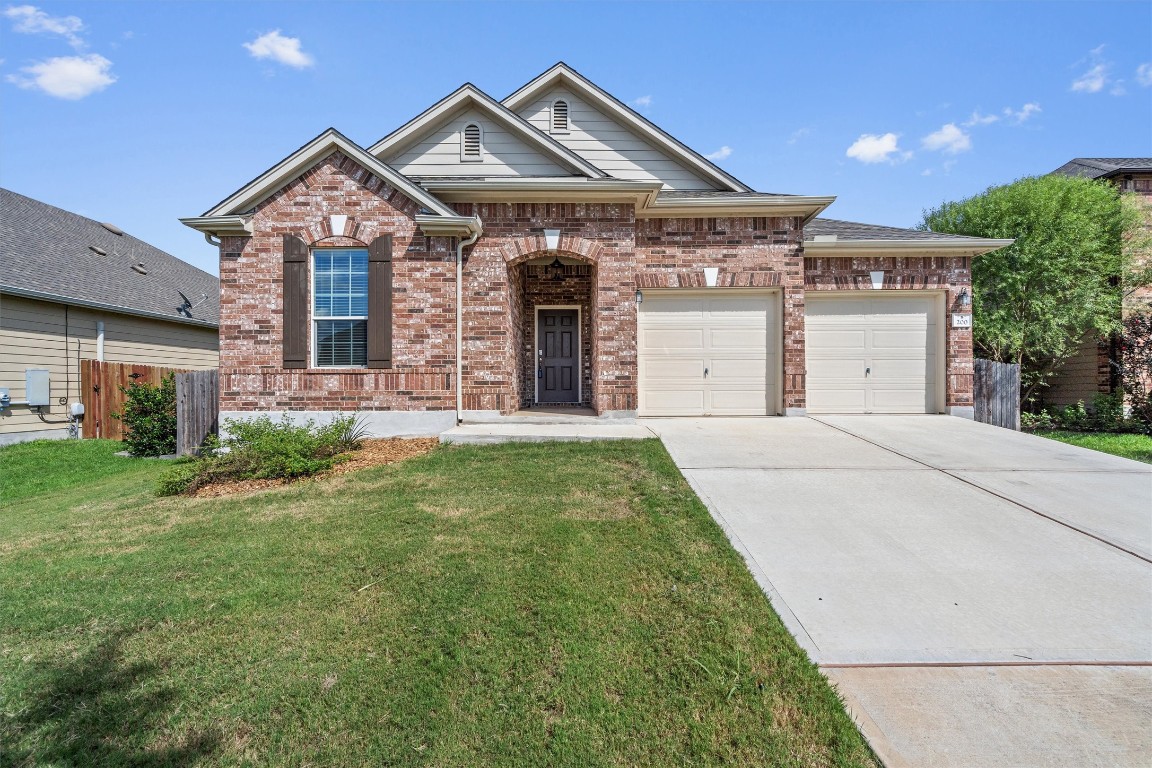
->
<box><xmin>538</xmin><ymin>308</ymin><xmax>579</xmax><ymax>403</ymax></box>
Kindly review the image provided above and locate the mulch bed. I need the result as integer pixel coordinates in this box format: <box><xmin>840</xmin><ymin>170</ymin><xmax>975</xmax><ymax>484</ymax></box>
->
<box><xmin>191</xmin><ymin>438</ymin><xmax>440</xmax><ymax>499</ymax></box>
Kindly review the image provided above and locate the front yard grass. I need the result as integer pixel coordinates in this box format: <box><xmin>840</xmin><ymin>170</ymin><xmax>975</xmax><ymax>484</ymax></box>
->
<box><xmin>0</xmin><ymin>438</ymin><xmax>875</xmax><ymax>767</ymax></box>
<box><xmin>1034</xmin><ymin>430</ymin><xmax>1152</xmax><ymax>463</ymax></box>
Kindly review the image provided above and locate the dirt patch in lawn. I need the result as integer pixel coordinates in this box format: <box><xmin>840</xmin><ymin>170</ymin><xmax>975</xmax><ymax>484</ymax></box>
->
<box><xmin>191</xmin><ymin>438</ymin><xmax>439</xmax><ymax>499</ymax></box>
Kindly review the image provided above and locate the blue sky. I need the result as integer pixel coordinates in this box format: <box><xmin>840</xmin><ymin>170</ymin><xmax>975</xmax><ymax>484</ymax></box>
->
<box><xmin>2</xmin><ymin>1</ymin><xmax>1150</xmax><ymax>276</ymax></box>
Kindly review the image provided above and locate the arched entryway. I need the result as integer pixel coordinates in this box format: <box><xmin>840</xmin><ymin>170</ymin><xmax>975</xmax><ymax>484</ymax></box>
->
<box><xmin>510</xmin><ymin>253</ymin><xmax>596</xmax><ymax>410</ymax></box>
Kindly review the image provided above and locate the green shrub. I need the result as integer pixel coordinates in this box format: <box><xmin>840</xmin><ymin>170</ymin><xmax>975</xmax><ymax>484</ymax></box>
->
<box><xmin>114</xmin><ymin>374</ymin><xmax>176</xmax><ymax>457</ymax></box>
<box><xmin>1024</xmin><ymin>394</ymin><xmax>1143</xmax><ymax>434</ymax></box>
<box><xmin>156</xmin><ymin>413</ymin><xmax>365</xmax><ymax>496</ymax></box>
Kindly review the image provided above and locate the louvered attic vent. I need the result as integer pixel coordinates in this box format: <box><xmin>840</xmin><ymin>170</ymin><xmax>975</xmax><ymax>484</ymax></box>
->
<box><xmin>461</xmin><ymin>123</ymin><xmax>482</xmax><ymax>161</ymax></box>
<box><xmin>551</xmin><ymin>100</ymin><xmax>569</xmax><ymax>133</ymax></box>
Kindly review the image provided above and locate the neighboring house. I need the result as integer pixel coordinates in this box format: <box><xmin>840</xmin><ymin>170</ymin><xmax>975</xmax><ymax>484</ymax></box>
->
<box><xmin>182</xmin><ymin>63</ymin><xmax>1009</xmax><ymax>436</ymax></box>
<box><xmin>0</xmin><ymin>188</ymin><xmax>220</xmax><ymax>445</ymax></box>
<box><xmin>1044</xmin><ymin>158</ymin><xmax>1152</xmax><ymax>407</ymax></box>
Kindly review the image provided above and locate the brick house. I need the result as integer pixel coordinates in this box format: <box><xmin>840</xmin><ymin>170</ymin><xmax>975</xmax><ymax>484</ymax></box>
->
<box><xmin>1043</xmin><ymin>158</ymin><xmax>1152</xmax><ymax>407</ymax></box>
<box><xmin>182</xmin><ymin>63</ymin><xmax>1010</xmax><ymax>436</ymax></box>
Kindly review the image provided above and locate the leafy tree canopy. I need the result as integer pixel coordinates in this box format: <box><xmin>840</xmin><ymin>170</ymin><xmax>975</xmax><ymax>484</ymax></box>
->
<box><xmin>921</xmin><ymin>174</ymin><xmax>1137</xmax><ymax>401</ymax></box>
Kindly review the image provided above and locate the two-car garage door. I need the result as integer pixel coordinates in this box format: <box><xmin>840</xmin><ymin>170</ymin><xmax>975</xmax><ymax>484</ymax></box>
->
<box><xmin>637</xmin><ymin>290</ymin><xmax>941</xmax><ymax>416</ymax></box>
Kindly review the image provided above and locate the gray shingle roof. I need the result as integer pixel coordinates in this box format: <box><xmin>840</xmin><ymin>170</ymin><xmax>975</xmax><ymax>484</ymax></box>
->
<box><xmin>1049</xmin><ymin>158</ymin><xmax>1152</xmax><ymax>179</ymax></box>
<box><xmin>1</xmin><ymin>188</ymin><xmax>219</xmax><ymax>327</ymax></box>
<box><xmin>805</xmin><ymin>217</ymin><xmax>973</xmax><ymax>241</ymax></box>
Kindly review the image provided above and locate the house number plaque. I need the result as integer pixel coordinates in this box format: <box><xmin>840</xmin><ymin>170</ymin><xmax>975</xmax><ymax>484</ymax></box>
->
<box><xmin>951</xmin><ymin>313</ymin><xmax>972</xmax><ymax>329</ymax></box>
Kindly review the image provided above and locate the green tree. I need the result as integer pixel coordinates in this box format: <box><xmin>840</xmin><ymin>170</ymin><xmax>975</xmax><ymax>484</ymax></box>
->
<box><xmin>921</xmin><ymin>174</ymin><xmax>1129</xmax><ymax>403</ymax></box>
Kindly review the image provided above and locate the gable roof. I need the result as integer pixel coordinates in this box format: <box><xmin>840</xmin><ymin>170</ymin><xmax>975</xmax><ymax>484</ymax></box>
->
<box><xmin>199</xmin><ymin>128</ymin><xmax>459</xmax><ymax>219</ymax></box>
<box><xmin>1</xmin><ymin>188</ymin><xmax>219</xmax><ymax>327</ymax></box>
<box><xmin>1050</xmin><ymin>158</ymin><xmax>1152</xmax><ymax>179</ymax></box>
<box><xmin>367</xmin><ymin>84</ymin><xmax>607</xmax><ymax>179</ymax></box>
<box><xmin>502</xmin><ymin>62</ymin><xmax>752</xmax><ymax>193</ymax></box>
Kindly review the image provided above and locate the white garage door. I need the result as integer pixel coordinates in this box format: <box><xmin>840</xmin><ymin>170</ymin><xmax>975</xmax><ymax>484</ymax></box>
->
<box><xmin>638</xmin><ymin>291</ymin><xmax>778</xmax><ymax>416</ymax></box>
<box><xmin>805</xmin><ymin>294</ymin><xmax>940</xmax><ymax>414</ymax></box>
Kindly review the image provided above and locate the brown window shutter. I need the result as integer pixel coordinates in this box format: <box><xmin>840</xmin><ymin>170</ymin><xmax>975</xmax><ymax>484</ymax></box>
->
<box><xmin>367</xmin><ymin>235</ymin><xmax>393</xmax><ymax>369</ymax></box>
<box><xmin>282</xmin><ymin>233</ymin><xmax>309</xmax><ymax>369</ymax></box>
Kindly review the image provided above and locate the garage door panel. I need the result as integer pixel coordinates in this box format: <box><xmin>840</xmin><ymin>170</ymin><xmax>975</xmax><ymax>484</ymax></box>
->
<box><xmin>709</xmin><ymin>356</ymin><xmax>768</xmax><ymax>381</ymax></box>
<box><xmin>709</xmin><ymin>388</ymin><xmax>769</xmax><ymax>414</ymax></box>
<box><xmin>807</xmin><ymin>329</ymin><xmax>867</xmax><ymax>351</ymax></box>
<box><xmin>805</xmin><ymin>294</ymin><xmax>940</xmax><ymax>414</ymax></box>
<box><xmin>639</xmin><ymin>291</ymin><xmax>778</xmax><ymax>417</ymax></box>
<box><xmin>807</xmin><ymin>388</ymin><xmax>868</xmax><ymax>412</ymax></box>
<box><xmin>643</xmin><ymin>328</ymin><xmax>705</xmax><ymax>351</ymax></box>
<box><xmin>644</xmin><ymin>389</ymin><xmax>706</xmax><ymax>414</ymax></box>
<box><xmin>642</xmin><ymin>357</ymin><xmax>705</xmax><ymax>380</ymax></box>
<box><xmin>710</xmin><ymin>327</ymin><xmax>768</xmax><ymax>348</ymax></box>
<box><xmin>871</xmin><ymin>329</ymin><xmax>928</xmax><ymax>349</ymax></box>
<box><xmin>807</xmin><ymin>358</ymin><xmax>866</xmax><ymax>379</ymax></box>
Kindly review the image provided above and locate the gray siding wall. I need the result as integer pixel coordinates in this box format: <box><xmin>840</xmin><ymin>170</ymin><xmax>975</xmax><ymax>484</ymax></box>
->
<box><xmin>0</xmin><ymin>294</ymin><xmax>218</xmax><ymax>442</ymax></box>
<box><xmin>387</xmin><ymin>106</ymin><xmax>571</xmax><ymax>177</ymax></box>
<box><xmin>516</xmin><ymin>89</ymin><xmax>719</xmax><ymax>190</ymax></box>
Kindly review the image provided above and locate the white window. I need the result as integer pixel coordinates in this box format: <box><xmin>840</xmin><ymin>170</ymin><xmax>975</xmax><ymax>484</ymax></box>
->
<box><xmin>461</xmin><ymin>122</ymin><xmax>483</xmax><ymax>161</ymax></box>
<box><xmin>551</xmin><ymin>99</ymin><xmax>569</xmax><ymax>134</ymax></box>
<box><xmin>312</xmin><ymin>248</ymin><xmax>368</xmax><ymax>367</ymax></box>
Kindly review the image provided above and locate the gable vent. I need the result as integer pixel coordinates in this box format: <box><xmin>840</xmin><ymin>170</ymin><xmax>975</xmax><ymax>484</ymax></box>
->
<box><xmin>551</xmin><ymin>100</ymin><xmax>569</xmax><ymax>133</ymax></box>
<box><xmin>461</xmin><ymin>123</ymin><xmax>482</xmax><ymax>161</ymax></box>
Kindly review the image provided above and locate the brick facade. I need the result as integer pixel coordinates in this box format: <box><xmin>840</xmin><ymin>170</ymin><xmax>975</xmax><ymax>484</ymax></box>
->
<box><xmin>216</xmin><ymin>152</ymin><xmax>977</xmax><ymax>419</ymax></box>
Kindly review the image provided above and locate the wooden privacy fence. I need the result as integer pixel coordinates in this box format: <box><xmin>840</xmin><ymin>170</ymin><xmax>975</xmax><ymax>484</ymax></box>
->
<box><xmin>974</xmin><ymin>359</ymin><xmax>1021</xmax><ymax>431</ymax></box>
<box><xmin>176</xmin><ymin>369</ymin><xmax>219</xmax><ymax>456</ymax></box>
<box><xmin>80</xmin><ymin>360</ymin><xmax>187</xmax><ymax>441</ymax></box>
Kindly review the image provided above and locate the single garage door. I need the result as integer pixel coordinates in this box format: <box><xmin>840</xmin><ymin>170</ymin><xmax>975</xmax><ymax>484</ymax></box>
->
<box><xmin>805</xmin><ymin>293</ymin><xmax>941</xmax><ymax>414</ymax></box>
<box><xmin>638</xmin><ymin>291</ymin><xmax>778</xmax><ymax>416</ymax></box>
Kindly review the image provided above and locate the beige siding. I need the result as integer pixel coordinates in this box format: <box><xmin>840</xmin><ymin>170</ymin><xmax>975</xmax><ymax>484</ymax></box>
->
<box><xmin>1044</xmin><ymin>334</ymin><xmax>1108</xmax><ymax>408</ymax></box>
<box><xmin>386</xmin><ymin>107</ymin><xmax>571</xmax><ymax>177</ymax></box>
<box><xmin>516</xmin><ymin>90</ymin><xmax>720</xmax><ymax>190</ymax></box>
<box><xmin>0</xmin><ymin>294</ymin><xmax>218</xmax><ymax>441</ymax></box>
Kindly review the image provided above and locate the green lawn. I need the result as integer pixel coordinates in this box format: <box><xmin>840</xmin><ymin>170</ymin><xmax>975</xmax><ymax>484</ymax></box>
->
<box><xmin>1035</xmin><ymin>430</ymin><xmax>1152</xmax><ymax>463</ymax></box>
<box><xmin>0</xmin><ymin>438</ymin><xmax>875</xmax><ymax>767</ymax></box>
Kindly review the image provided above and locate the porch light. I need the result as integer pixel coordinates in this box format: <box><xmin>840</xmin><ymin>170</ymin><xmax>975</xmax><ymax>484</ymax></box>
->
<box><xmin>959</xmin><ymin>288</ymin><xmax>971</xmax><ymax>307</ymax></box>
<box><xmin>635</xmin><ymin>290</ymin><xmax>643</xmax><ymax>304</ymax></box>
<box><xmin>870</xmin><ymin>270</ymin><xmax>885</xmax><ymax>290</ymax></box>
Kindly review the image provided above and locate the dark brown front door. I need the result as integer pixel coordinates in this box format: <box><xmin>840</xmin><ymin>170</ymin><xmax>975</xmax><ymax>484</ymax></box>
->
<box><xmin>538</xmin><ymin>309</ymin><xmax>579</xmax><ymax>403</ymax></box>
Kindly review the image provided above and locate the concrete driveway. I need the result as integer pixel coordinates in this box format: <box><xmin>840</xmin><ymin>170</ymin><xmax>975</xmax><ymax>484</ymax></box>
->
<box><xmin>645</xmin><ymin>416</ymin><xmax>1152</xmax><ymax>767</ymax></box>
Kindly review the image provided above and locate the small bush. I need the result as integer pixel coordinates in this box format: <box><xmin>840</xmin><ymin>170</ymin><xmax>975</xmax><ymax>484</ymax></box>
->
<box><xmin>114</xmin><ymin>374</ymin><xmax>176</xmax><ymax>457</ymax></box>
<box><xmin>1023</xmin><ymin>394</ymin><xmax>1143</xmax><ymax>434</ymax></box>
<box><xmin>156</xmin><ymin>413</ymin><xmax>365</xmax><ymax>496</ymax></box>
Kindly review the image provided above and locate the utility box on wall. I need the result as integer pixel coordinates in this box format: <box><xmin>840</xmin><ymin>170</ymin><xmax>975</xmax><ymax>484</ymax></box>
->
<box><xmin>25</xmin><ymin>369</ymin><xmax>51</xmax><ymax>406</ymax></box>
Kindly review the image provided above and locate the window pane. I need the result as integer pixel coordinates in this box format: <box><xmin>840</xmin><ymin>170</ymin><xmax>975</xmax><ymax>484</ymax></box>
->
<box><xmin>313</xmin><ymin>249</ymin><xmax>368</xmax><ymax>317</ymax></box>
<box><xmin>315</xmin><ymin>319</ymin><xmax>367</xmax><ymax>366</ymax></box>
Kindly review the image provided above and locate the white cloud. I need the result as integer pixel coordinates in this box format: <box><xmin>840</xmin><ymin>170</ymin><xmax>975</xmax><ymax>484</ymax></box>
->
<box><xmin>6</xmin><ymin>53</ymin><xmax>115</xmax><ymax>99</ymax></box>
<box><xmin>1071</xmin><ymin>45</ymin><xmax>1114</xmax><ymax>93</ymax></box>
<box><xmin>845</xmin><ymin>133</ymin><xmax>909</xmax><ymax>164</ymax></box>
<box><xmin>243</xmin><ymin>30</ymin><xmax>314</xmax><ymax>69</ymax></box>
<box><xmin>962</xmin><ymin>111</ymin><xmax>999</xmax><ymax>127</ymax></box>
<box><xmin>921</xmin><ymin>123</ymin><xmax>971</xmax><ymax>154</ymax></box>
<box><xmin>629</xmin><ymin>94</ymin><xmax>652</xmax><ymax>109</ymax></box>
<box><xmin>787</xmin><ymin>127</ymin><xmax>811</xmax><ymax>145</ymax></box>
<box><xmin>1072</xmin><ymin>63</ymin><xmax>1108</xmax><ymax>93</ymax></box>
<box><xmin>705</xmin><ymin>145</ymin><xmax>732</xmax><ymax>160</ymax></box>
<box><xmin>1003</xmin><ymin>102</ymin><xmax>1041</xmax><ymax>124</ymax></box>
<box><xmin>1137</xmin><ymin>63</ymin><xmax>1152</xmax><ymax>87</ymax></box>
<box><xmin>3</xmin><ymin>4</ymin><xmax>84</xmax><ymax>48</ymax></box>
<box><xmin>921</xmin><ymin>168</ymin><xmax>933</xmax><ymax>176</ymax></box>
<box><xmin>1110</xmin><ymin>81</ymin><xmax>1127</xmax><ymax>96</ymax></box>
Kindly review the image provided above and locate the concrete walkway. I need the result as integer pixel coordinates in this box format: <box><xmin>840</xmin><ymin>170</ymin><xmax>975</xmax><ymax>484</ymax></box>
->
<box><xmin>645</xmin><ymin>416</ymin><xmax>1152</xmax><ymax>768</ymax></box>
<box><xmin>440</xmin><ymin>422</ymin><xmax>655</xmax><ymax>444</ymax></box>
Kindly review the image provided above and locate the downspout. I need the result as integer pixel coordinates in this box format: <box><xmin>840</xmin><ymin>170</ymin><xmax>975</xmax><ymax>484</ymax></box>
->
<box><xmin>455</xmin><ymin>218</ymin><xmax>482</xmax><ymax>423</ymax></box>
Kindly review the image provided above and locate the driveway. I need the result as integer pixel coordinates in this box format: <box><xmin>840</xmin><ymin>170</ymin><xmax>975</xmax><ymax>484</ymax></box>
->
<box><xmin>645</xmin><ymin>416</ymin><xmax>1152</xmax><ymax>767</ymax></box>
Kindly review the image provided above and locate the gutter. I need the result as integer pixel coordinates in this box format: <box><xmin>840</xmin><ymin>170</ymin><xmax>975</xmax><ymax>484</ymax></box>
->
<box><xmin>0</xmin><ymin>285</ymin><xmax>219</xmax><ymax>329</ymax></box>
<box><xmin>803</xmin><ymin>237</ymin><xmax>1015</xmax><ymax>256</ymax></box>
<box><xmin>641</xmin><ymin>195</ymin><xmax>836</xmax><ymax>223</ymax></box>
